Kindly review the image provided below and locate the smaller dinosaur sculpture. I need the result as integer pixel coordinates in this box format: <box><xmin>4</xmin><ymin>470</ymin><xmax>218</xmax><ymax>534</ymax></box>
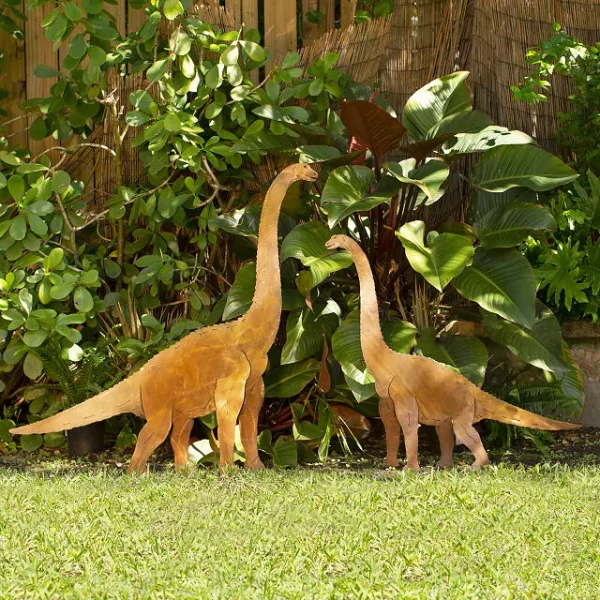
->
<box><xmin>11</xmin><ymin>163</ymin><xmax>318</xmax><ymax>474</ymax></box>
<box><xmin>325</xmin><ymin>234</ymin><xmax>580</xmax><ymax>470</ymax></box>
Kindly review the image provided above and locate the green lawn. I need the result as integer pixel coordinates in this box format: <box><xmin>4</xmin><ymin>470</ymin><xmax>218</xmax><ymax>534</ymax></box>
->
<box><xmin>1</xmin><ymin>456</ymin><xmax>600</xmax><ymax>599</ymax></box>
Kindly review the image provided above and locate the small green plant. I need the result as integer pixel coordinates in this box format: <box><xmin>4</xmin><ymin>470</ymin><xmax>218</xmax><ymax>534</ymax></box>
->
<box><xmin>513</xmin><ymin>24</ymin><xmax>600</xmax><ymax>173</ymax></box>
<box><xmin>525</xmin><ymin>171</ymin><xmax>600</xmax><ymax>322</ymax></box>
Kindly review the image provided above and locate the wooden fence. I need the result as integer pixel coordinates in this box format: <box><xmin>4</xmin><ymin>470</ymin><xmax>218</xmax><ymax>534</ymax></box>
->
<box><xmin>0</xmin><ymin>0</ymin><xmax>358</xmax><ymax>154</ymax></box>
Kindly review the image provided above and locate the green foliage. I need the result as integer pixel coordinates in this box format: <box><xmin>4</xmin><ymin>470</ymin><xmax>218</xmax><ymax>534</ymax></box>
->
<box><xmin>513</xmin><ymin>24</ymin><xmax>600</xmax><ymax>173</ymax></box>
<box><xmin>525</xmin><ymin>171</ymin><xmax>600</xmax><ymax>321</ymax></box>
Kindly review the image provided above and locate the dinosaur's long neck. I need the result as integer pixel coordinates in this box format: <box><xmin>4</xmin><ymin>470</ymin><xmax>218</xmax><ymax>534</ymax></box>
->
<box><xmin>347</xmin><ymin>240</ymin><xmax>387</xmax><ymax>362</ymax></box>
<box><xmin>242</xmin><ymin>172</ymin><xmax>291</xmax><ymax>344</ymax></box>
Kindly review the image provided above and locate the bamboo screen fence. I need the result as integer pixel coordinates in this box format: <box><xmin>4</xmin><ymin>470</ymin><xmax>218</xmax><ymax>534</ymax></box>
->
<box><xmin>380</xmin><ymin>0</ymin><xmax>600</xmax><ymax>158</ymax></box>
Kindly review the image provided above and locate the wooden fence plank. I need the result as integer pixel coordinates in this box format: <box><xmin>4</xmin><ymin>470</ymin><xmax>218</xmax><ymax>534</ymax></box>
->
<box><xmin>322</xmin><ymin>0</ymin><xmax>335</xmax><ymax>30</ymax></box>
<box><xmin>225</xmin><ymin>0</ymin><xmax>242</xmax><ymax>25</ymax></box>
<box><xmin>25</xmin><ymin>3</ymin><xmax>58</xmax><ymax>157</ymax></box>
<box><xmin>302</xmin><ymin>0</ymin><xmax>321</xmax><ymax>45</ymax></box>
<box><xmin>242</xmin><ymin>0</ymin><xmax>259</xmax><ymax>31</ymax></box>
<box><xmin>340</xmin><ymin>0</ymin><xmax>357</xmax><ymax>29</ymax></box>
<box><xmin>264</xmin><ymin>0</ymin><xmax>297</xmax><ymax>69</ymax></box>
<box><xmin>106</xmin><ymin>2</ymin><xmax>126</xmax><ymax>36</ymax></box>
<box><xmin>127</xmin><ymin>4</ymin><xmax>147</xmax><ymax>33</ymax></box>
<box><xmin>0</xmin><ymin>2</ymin><xmax>27</xmax><ymax>149</ymax></box>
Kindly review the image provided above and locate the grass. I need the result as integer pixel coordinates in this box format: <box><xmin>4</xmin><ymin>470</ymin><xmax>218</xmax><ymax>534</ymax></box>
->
<box><xmin>1</xmin><ymin>451</ymin><xmax>600</xmax><ymax>599</ymax></box>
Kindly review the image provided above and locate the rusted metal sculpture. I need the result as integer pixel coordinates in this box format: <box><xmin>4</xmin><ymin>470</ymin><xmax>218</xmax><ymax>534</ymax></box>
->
<box><xmin>11</xmin><ymin>163</ymin><xmax>318</xmax><ymax>474</ymax></box>
<box><xmin>325</xmin><ymin>234</ymin><xmax>580</xmax><ymax>470</ymax></box>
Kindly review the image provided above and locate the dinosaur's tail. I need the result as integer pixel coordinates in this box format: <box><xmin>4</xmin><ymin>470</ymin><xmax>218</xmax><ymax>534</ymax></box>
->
<box><xmin>10</xmin><ymin>372</ymin><xmax>144</xmax><ymax>435</ymax></box>
<box><xmin>474</xmin><ymin>388</ymin><xmax>580</xmax><ymax>431</ymax></box>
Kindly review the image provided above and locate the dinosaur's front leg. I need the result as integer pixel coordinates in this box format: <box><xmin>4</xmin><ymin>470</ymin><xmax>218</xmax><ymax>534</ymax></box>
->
<box><xmin>215</xmin><ymin>360</ymin><xmax>250</xmax><ymax>470</ymax></box>
<box><xmin>393</xmin><ymin>396</ymin><xmax>420</xmax><ymax>471</ymax></box>
<box><xmin>240</xmin><ymin>378</ymin><xmax>265</xmax><ymax>470</ymax></box>
<box><xmin>379</xmin><ymin>396</ymin><xmax>401</xmax><ymax>468</ymax></box>
<box><xmin>170</xmin><ymin>413</ymin><xmax>194</xmax><ymax>472</ymax></box>
<box><xmin>435</xmin><ymin>421</ymin><xmax>455</xmax><ymax>469</ymax></box>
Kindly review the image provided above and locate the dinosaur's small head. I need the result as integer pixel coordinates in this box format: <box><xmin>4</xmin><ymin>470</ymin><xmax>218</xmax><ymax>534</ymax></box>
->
<box><xmin>291</xmin><ymin>163</ymin><xmax>319</xmax><ymax>182</ymax></box>
<box><xmin>325</xmin><ymin>234</ymin><xmax>351</xmax><ymax>251</ymax></box>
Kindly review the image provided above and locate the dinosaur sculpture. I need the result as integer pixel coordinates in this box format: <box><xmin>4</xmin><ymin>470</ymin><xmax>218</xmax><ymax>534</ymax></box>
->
<box><xmin>11</xmin><ymin>163</ymin><xmax>319</xmax><ymax>474</ymax></box>
<box><xmin>325</xmin><ymin>234</ymin><xmax>580</xmax><ymax>470</ymax></box>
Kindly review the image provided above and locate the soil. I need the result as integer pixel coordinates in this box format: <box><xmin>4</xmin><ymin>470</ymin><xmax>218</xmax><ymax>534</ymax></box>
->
<box><xmin>1</xmin><ymin>427</ymin><xmax>599</xmax><ymax>474</ymax></box>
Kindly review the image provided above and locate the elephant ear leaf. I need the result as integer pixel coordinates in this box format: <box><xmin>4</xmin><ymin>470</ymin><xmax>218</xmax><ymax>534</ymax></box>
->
<box><xmin>452</xmin><ymin>247</ymin><xmax>535</xmax><ymax>328</ymax></box>
<box><xmin>281</xmin><ymin>222</ymin><xmax>353</xmax><ymax>295</ymax></box>
<box><xmin>469</xmin><ymin>144</ymin><xmax>578</xmax><ymax>192</ymax></box>
<box><xmin>417</xmin><ymin>329</ymin><xmax>488</xmax><ymax>387</ymax></box>
<box><xmin>396</xmin><ymin>220</ymin><xmax>473</xmax><ymax>292</ymax></box>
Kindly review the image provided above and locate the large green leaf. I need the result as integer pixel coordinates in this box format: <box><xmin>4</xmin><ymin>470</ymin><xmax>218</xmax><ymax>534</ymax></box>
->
<box><xmin>331</xmin><ymin>310</ymin><xmax>416</xmax><ymax>402</ymax></box>
<box><xmin>223</xmin><ymin>262</ymin><xmax>255</xmax><ymax>320</ymax></box>
<box><xmin>469</xmin><ymin>145</ymin><xmax>579</xmax><ymax>192</ymax></box>
<box><xmin>222</xmin><ymin>262</ymin><xmax>301</xmax><ymax>320</ymax></box>
<box><xmin>281</xmin><ymin>223</ymin><xmax>353</xmax><ymax>295</ymax></box>
<box><xmin>468</xmin><ymin>187</ymin><xmax>538</xmax><ymax>224</ymax></box>
<box><xmin>396</xmin><ymin>221</ymin><xmax>473</xmax><ymax>292</ymax></box>
<box><xmin>264</xmin><ymin>359</ymin><xmax>319</xmax><ymax>398</ymax></box>
<box><xmin>281</xmin><ymin>303</ymin><xmax>339</xmax><ymax>365</ymax></box>
<box><xmin>417</xmin><ymin>329</ymin><xmax>489</xmax><ymax>387</ymax></box>
<box><xmin>321</xmin><ymin>165</ymin><xmax>375</xmax><ymax>228</ymax></box>
<box><xmin>386</xmin><ymin>159</ymin><xmax>450</xmax><ymax>206</ymax></box>
<box><xmin>452</xmin><ymin>247</ymin><xmax>535</xmax><ymax>328</ymax></box>
<box><xmin>482</xmin><ymin>303</ymin><xmax>568</xmax><ymax>374</ymax></box>
<box><xmin>402</xmin><ymin>71</ymin><xmax>472</xmax><ymax>141</ymax></box>
<box><xmin>474</xmin><ymin>202</ymin><xmax>556</xmax><ymax>248</ymax></box>
<box><xmin>558</xmin><ymin>341</ymin><xmax>585</xmax><ymax>412</ymax></box>
<box><xmin>209</xmin><ymin>207</ymin><xmax>260</xmax><ymax>238</ymax></box>
<box><xmin>443</xmin><ymin>126</ymin><xmax>534</xmax><ymax>156</ymax></box>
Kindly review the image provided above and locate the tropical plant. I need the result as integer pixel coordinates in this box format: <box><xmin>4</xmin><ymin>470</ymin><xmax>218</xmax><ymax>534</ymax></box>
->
<box><xmin>0</xmin><ymin>0</ymin><xmax>352</xmax><ymax>454</ymax></box>
<box><xmin>225</xmin><ymin>71</ymin><xmax>584</xmax><ymax>440</ymax></box>
<box><xmin>524</xmin><ymin>171</ymin><xmax>600</xmax><ymax>322</ymax></box>
<box><xmin>513</xmin><ymin>23</ymin><xmax>600</xmax><ymax>173</ymax></box>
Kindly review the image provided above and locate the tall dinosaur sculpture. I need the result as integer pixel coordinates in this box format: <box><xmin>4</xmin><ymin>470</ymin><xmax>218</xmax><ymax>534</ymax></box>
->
<box><xmin>11</xmin><ymin>163</ymin><xmax>319</xmax><ymax>474</ymax></box>
<box><xmin>325</xmin><ymin>234</ymin><xmax>580</xmax><ymax>470</ymax></box>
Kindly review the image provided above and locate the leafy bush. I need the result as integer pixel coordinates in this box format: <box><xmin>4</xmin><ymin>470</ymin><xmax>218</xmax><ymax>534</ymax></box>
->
<box><xmin>513</xmin><ymin>24</ymin><xmax>600</xmax><ymax>173</ymax></box>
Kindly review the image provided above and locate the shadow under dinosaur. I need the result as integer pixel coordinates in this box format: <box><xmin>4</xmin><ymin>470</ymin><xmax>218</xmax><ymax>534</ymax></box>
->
<box><xmin>325</xmin><ymin>234</ymin><xmax>580</xmax><ymax>470</ymax></box>
<box><xmin>10</xmin><ymin>163</ymin><xmax>319</xmax><ymax>474</ymax></box>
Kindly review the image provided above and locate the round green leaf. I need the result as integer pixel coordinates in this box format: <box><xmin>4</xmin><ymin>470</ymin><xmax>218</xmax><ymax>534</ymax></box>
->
<box><xmin>21</xmin><ymin>434</ymin><xmax>43</xmax><ymax>452</ymax></box>
<box><xmin>64</xmin><ymin>2</ymin><xmax>84</xmax><ymax>21</ymax></box>
<box><xmin>23</xmin><ymin>352</ymin><xmax>43</xmax><ymax>379</ymax></box>
<box><xmin>44</xmin><ymin>432</ymin><xmax>66</xmax><ymax>448</ymax></box>
<box><xmin>50</xmin><ymin>283</ymin><xmax>75</xmax><ymax>300</ymax></box>
<box><xmin>68</xmin><ymin>34</ymin><xmax>88</xmax><ymax>60</ymax></box>
<box><xmin>27</xmin><ymin>214</ymin><xmax>48</xmax><ymax>237</ymax></box>
<box><xmin>34</xmin><ymin>65</ymin><xmax>60</xmax><ymax>78</ymax></box>
<box><xmin>397</xmin><ymin>220</ymin><xmax>474</xmax><ymax>292</ymax></box>
<box><xmin>88</xmin><ymin>45</ymin><xmax>107</xmax><ymax>66</ymax></box>
<box><xmin>9</xmin><ymin>214</ymin><xmax>27</xmax><ymax>241</ymax></box>
<box><xmin>29</xmin><ymin>117</ymin><xmax>47</xmax><ymax>141</ymax></box>
<box><xmin>23</xmin><ymin>329</ymin><xmax>48</xmax><ymax>348</ymax></box>
<box><xmin>82</xmin><ymin>0</ymin><xmax>104</xmax><ymax>14</ymax></box>
<box><xmin>8</xmin><ymin>174</ymin><xmax>24</xmax><ymax>202</ymax></box>
<box><xmin>73</xmin><ymin>287</ymin><xmax>94</xmax><ymax>313</ymax></box>
<box><xmin>240</xmin><ymin>40</ymin><xmax>266</xmax><ymax>63</ymax></box>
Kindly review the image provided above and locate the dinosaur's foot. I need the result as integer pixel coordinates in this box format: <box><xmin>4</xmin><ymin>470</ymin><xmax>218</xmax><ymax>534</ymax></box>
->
<box><xmin>174</xmin><ymin>462</ymin><xmax>195</xmax><ymax>475</ymax></box>
<box><xmin>385</xmin><ymin>458</ymin><xmax>400</xmax><ymax>469</ymax></box>
<box><xmin>468</xmin><ymin>458</ymin><xmax>491</xmax><ymax>470</ymax></box>
<box><xmin>244</xmin><ymin>459</ymin><xmax>266</xmax><ymax>470</ymax></box>
<box><xmin>403</xmin><ymin>463</ymin><xmax>420</xmax><ymax>472</ymax></box>
<box><xmin>436</xmin><ymin>459</ymin><xmax>453</xmax><ymax>469</ymax></box>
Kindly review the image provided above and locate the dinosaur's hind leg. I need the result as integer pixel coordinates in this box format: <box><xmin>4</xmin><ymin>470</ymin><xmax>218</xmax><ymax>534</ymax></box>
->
<box><xmin>128</xmin><ymin>415</ymin><xmax>172</xmax><ymax>475</ymax></box>
<box><xmin>170</xmin><ymin>413</ymin><xmax>194</xmax><ymax>471</ymax></box>
<box><xmin>239</xmin><ymin>378</ymin><xmax>265</xmax><ymax>470</ymax></box>
<box><xmin>452</xmin><ymin>406</ymin><xmax>489</xmax><ymax>468</ymax></box>
<box><xmin>391</xmin><ymin>395</ymin><xmax>420</xmax><ymax>471</ymax></box>
<box><xmin>379</xmin><ymin>396</ymin><xmax>401</xmax><ymax>468</ymax></box>
<box><xmin>436</xmin><ymin>421</ymin><xmax>455</xmax><ymax>468</ymax></box>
